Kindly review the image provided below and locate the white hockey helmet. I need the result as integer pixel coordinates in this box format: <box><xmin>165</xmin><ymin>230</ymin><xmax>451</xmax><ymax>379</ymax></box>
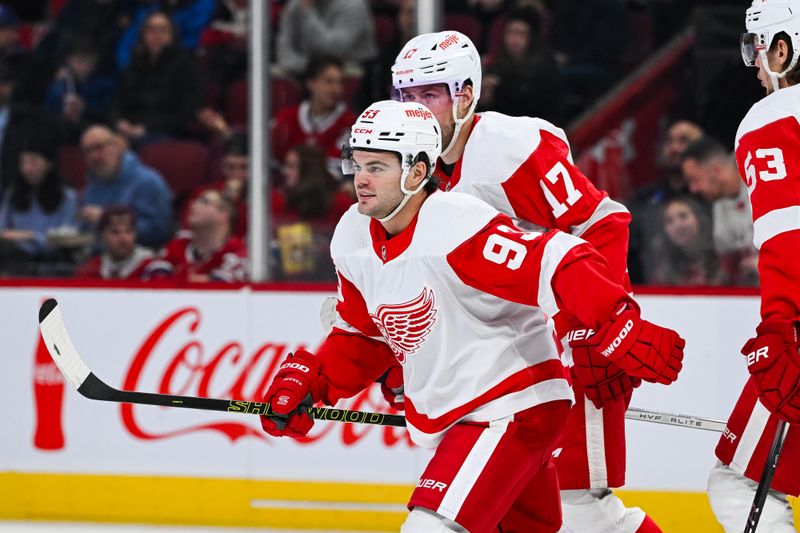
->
<box><xmin>391</xmin><ymin>31</ymin><xmax>481</xmax><ymax>158</ymax></box>
<box><xmin>343</xmin><ymin>100</ymin><xmax>441</xmax><ymax>223</ymax></box>
<box><xmin>741</xmin><ymin>0</ymin><xmax>800</xmax><ymax>90</ymax></box>
<box><xmin>392</xmin><ymin>30</ymin><xmax>482</xmax><ymax>101</ymax></box>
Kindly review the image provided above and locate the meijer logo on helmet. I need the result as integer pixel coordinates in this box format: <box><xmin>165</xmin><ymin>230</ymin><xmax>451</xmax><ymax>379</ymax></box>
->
<box><xmin>404</xmin><ymin>108</ymin><xmax>433</xmax><ymax>120</ymax></box>
<box><xmin>438</xmin><ymin>34</ymin><xmax>460</xmax><ymax>50</ymax></box>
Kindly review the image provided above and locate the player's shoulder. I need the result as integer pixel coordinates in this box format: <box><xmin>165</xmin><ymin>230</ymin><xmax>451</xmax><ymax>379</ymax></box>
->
<box><xmin>330</xmin><ymin>203</ymin><xmax>371</xmax><ymax>257</ymax></box>
<box><xmin>416</xmin><ymin>192</ymin><xmax>499</xmax><ymax>251</ymax></box>
<box><xmin>736</xmin><ymin>84</ymin><xmax>800</xmax><ymax>146</ymax></box>
<box><xmin>473</xmin><ymin>112</ymin><xmax>570</xmax><ymax>147</ymax></box>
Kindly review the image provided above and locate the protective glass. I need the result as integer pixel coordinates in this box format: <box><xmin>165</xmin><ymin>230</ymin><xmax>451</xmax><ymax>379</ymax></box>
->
<box><xmin>741</xmin><ymin>32</ymin><xmax>763</xmax><ymax>66</ymax></box>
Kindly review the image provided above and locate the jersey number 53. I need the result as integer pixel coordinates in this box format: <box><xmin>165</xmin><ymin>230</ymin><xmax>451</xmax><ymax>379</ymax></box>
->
<box><xmin>743</xmin><ymin>147</ymin><xmax>787</xmax><ymax>194</ymax></box>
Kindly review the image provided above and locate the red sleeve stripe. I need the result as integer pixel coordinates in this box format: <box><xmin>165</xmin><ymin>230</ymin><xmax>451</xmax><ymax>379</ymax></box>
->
<box><xmin>569</xmin><ymin>197</ymin><xmax>630</xmax><ymax>237</ymax></box>
<box><xmin>538</xmin><ymin>232</ymin><xmax>584</xmax><ymax>317</ymax></box>
<box><xmin>753</xmin><ymin>206</ymin><xmax>800</xmax><ymax>249</ymax></box>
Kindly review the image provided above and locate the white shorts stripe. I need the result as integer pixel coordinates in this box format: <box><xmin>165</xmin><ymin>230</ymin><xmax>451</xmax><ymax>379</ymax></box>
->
<box><xmin>570</xmin><ymin>197</ymin><xmax>630</xmax><ymax>238</ymax></box>
<box><xmin>731</xmin><ymin>399</ymin><xmax>772</xmax><ymax>473</ymax></box>
<box><xmin>436</xmin><ymin>417</ymin><xmax>511</xmax><ymax>520</ymax></box>
<box><xmin>585</xmin><ymin>401</ymin><xmax>608</xmax><ymax>488</ymax></box>
<box><xmin>752</xmin><ymin>205</ymin><xmax>800</xmax><ymax>248</ymax></box>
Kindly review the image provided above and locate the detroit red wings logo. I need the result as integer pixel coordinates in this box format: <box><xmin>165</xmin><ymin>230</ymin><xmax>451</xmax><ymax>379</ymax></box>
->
<box><xmin>370</xmin><ymin>288</ymin><xmax>437</xmax><ymax>364</ymax></box>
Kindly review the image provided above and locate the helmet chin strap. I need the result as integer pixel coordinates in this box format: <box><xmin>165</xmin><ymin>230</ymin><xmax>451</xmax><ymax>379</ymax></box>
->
<box><xmin>440</xmin><ymin>96</ymin><xmax>478</xmax><ymax>158</ymax></box>
<box><xmin>759</xmin><ymin>48</ymin><xmax>798</xmax><ymax>92</ymax></box>
<box><xmin>378</xmin><ymin>166</ymin><xmax>430</xmax><ymax>224</ymax></box>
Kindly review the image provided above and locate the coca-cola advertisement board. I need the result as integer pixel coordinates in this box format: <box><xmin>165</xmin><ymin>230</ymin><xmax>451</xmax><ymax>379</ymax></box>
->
<box><xmin>5</xmin><ymin>286</ymin><xmax>432</xmax><ymax>484</ymax></box>
<box><xmin>3</xmin><ymin>286</ymin><xmax>761</xmax><ymax>498</ymax></box>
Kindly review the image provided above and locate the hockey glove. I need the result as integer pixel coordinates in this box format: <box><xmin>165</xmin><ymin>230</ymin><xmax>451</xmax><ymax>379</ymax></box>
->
<box><xmin>568</xmin><ymin>327</ymin><xmax>642</xmax><ymax>409</ymax></box>
<box><xmin>378</xmin><ymin>364</ymin><xmax>405</xmax><ymax>411</ymax></box>
<box><xmin>742</xmin><ymin>319</ymin><xmax>800</xmax><ymax>424</ymax></box>
<box><xmin>570</xmin><ymin>303</ymin><xmax>684</xmax><ymax>385</ymax></box>
<box><xmin>260</xmin><ymin>349</ymin><xmax>320</xmax><ymax>438</ymax></box>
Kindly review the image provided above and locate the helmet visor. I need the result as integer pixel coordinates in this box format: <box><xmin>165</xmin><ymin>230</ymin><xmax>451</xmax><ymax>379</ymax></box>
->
<box><xmin>341</xmin><ymin>144</ymin><xmax>356</xmax><ymax>176</ymax></box>
<box><xmin>741</xmin><ymin>32</ymin><xmax>763</xmax><ymax>67</ymax></box>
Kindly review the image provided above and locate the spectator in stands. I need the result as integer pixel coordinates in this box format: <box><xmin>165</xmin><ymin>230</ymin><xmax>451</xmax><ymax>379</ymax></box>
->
<box><xmin>682</xmin><ymin>136</ymin><xmax>758</xmax><ymax>286</ymax></box>
<box><xmin>481</xmin><ymin>6</ymin><xmax>562</xmax><ymax>122</ymax></box>
<box><xmin>276</xmin><ymin>0</ymin><xmax>377</xmax><ymax>77</ymax></box>
<box><xmin>116</xmin><ymin>0</ymin><xmax>216</xmax><ymax>71</ymax></box>
<box><xmin>148</xmin><ymin>188</ymin><xmax>247</xmax><ymax>282</ymax></box>
<box><xmin>0</xmin><ymin>61</ymin><xmax>58</xmax><ymax>197</ymax></box>
<box><xmin>80</xmin><ymin>125</ymin><xmax>173</xmax><ymax>248</ymax></box>
<box><xmin>271</xmin><ymin>55</ymin><xmax>356</xmax><ymax>174</ymax></box>
<box><xmin>44</xmin><ymin>37</ymin><xmax>116</xmax><ymax>133</ymax></box>
<box><xmin>75</xmin><ymin>204</ymin><xmax>156</xmax><ymax>280</ymax></box>
<box><xmin>0</xmin><ymin>134</ymin><xmax>78</xmax><ymax>266</ymax></box>
<box><xmin>271</xmin><ymin>144</ymin><xmax>352</xmax><ymax>281</ymax></box>
<box><xmin>184</xmin><ymin>133</ymin><xmax>248</xmax><ymax>236</ymax></box>
<box><xmin>202</xmin><ymin>0</ymin><xmax>248</xmax><ymax>88</ymax></box>
<box><xmin>113</xmin><ymin>11</ymin><xmax>205</xmax><ymax>145</ymax></box>
<box><xmin>37</xmin><ymin>0</ymin><xmax>134</xmax><ymax>77</ymax></box>
<box><xmin>627</xmin><ymin>119</ymin><xmax>704</xmax><ymax>283</ymax></box>
<box><xmin>648</xmin><ymin>195</ymin><xmax>724</xmax><ymax>286</ymax></box>
<box><xmin>0</xmin><ymin>3</ymin><xmax>47</xmax><ymax>104</ymax></box>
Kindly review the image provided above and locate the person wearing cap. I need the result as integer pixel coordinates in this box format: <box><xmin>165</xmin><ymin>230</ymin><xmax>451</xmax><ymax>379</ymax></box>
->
<box><xmin>256</xmin><ymin>100</ymin><xmax>685</xmax><ymax>532</ymax></box>
<box><xmin>0</xmin><ymin>134</ymin><xmax>78</xmax><ymax>268</ymax></box>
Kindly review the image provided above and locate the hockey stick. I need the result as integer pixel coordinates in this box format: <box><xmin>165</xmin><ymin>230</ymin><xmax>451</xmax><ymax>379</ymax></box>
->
<box><xmin>743</xmin><ymin>419</ymin><xmax>789</xmax><ymax>533</ymax></box>
<box><xmin>38</xmin><ymin>298</ymin><xmax>406</xmax><ymax>428</ymax></box>
<box><xmin>39</xmin><ymin>298</ymin><xmax>726</xmax><ymax>433</ymax></box>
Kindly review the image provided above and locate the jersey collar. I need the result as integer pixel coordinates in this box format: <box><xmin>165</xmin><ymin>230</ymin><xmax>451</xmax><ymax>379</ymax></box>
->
<box><xmin>369</xmin><ymin>210</ymin><xmax>421</xmax><ymax>263</ymax></box>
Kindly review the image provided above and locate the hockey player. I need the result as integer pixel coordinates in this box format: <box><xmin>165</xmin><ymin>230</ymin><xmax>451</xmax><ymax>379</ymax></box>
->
<box><xmin>389</xmin><ymin>31</ymin><xmax>661</xmax><ymax>532</ymax></box>
<box><xmin>708</xmin><ymin>2</ymin><xmax>800</xmax><ymax>531</ymax></box>
<box><xmin>259</xmin><ymin>101</ymin><xmax>685</xmax><ymax>532</ymax></box>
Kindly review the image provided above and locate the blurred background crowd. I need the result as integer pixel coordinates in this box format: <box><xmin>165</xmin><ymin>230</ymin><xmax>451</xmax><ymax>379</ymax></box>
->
<box><xmin>0</xmin><ymin>0</ymin><xmax>763</xmax><ymax>287</ymax></box>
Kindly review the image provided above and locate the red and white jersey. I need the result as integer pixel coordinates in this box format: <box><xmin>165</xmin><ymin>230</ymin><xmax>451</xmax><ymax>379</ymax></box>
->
<box><xmin>734</xmin><ymin>85</ymin><xmax>800</xmax><ymax>321</ymax></box>
<box><xmin>147</xmin><ymin>231</ymin><xmax>249</xmax><ymax>283</ymax></box>
<box><xmin>322</xmin><ymin>192</ymin><xmax>631</xmax><ymax>448</ymax></box>
<box><xmin>271</xmin><ymin>101</ymin><xmax>356</xmax><ymax>163</ymax></box>
<box><xmin>434</xmin><ymin>112</ymin><xmax>632</xmax><ymax>290</ymax></box>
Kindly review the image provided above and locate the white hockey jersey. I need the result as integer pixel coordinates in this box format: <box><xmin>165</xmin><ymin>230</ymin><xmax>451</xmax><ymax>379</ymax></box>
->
<box><xmin>434</xmin><ymin>112</ymin><xmax>631</xmax><ymax>289</ymax></box>
<box><xmin>322</xmin><ymin>192</ymin><xmax>630</xmax><ymax>447</ymax></box>
<box><xmin>734</xmin><ymin>84</ymin><xmax>800</xmax><ymax>321</ymax></box>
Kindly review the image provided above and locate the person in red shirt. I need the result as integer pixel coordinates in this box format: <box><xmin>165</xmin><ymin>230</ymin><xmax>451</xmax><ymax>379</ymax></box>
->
<box><xmin>271</xmin><ymin>55</ymin><xmax>356</xmax><ymax>173</ymax></box>
<box><xmin>75</xmin><ymin>205</ymin><xmax>156</xmax><ymax>280</ymax></box>
<box><xmin>148</xmin><ymin>189</ymin><xmax>247</xmax><ymax>283</ymax></box>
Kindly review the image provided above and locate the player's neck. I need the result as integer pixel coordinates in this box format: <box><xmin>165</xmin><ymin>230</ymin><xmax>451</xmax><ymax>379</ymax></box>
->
<box><xmin>440</xmin><ymin>113</ymin><xmax>474</xmax><ymax>165</ymax></box>
<box><xmin>380</xmin><ymin>191</ymin><xmax>428</xmax><ymax>236</ymax></box>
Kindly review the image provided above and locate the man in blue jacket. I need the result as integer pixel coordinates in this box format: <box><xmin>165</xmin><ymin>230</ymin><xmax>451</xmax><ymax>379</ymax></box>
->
<box><xmin>79</xmin><ymin>124</ymin><xmax>172</xmax><ymax>247</ymax></box>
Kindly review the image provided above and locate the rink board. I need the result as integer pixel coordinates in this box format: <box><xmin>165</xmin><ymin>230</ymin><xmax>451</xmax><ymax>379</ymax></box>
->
<box><xmin>1</xmin><ymin>283</ymin><xmax>795</xmax><ymax>531</ymax></box>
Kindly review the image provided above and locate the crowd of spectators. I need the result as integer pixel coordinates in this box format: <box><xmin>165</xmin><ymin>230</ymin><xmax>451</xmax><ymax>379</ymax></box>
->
<box><xmin>0</xmin><ymin>0</ymin><xmax>755</xmax><ymax>288</ymax></box>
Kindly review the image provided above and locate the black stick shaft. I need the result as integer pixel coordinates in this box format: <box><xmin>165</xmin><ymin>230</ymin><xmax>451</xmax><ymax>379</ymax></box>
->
<box><xmin>743</xmin><ymin>419</ymin><xmax>788</xmax><ymax>533</ymax></box>
<box><xmin>78</xmin><ymin>373</ymin><xmax>407</xmax><ymax>427</ymax></box>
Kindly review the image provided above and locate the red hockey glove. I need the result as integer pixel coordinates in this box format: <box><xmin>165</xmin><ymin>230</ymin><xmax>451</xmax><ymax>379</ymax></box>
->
<box><xmin>378</xmin><ymin>364</ymin><xmax>404</xmax><ymax>411</ymax></box>
<box><xmin>568</xmin><ymin>327</ymin><xmax>642</xmax><ymax>409</ymax></box>
<box><xmin>742</xmin><ymin>319</ymin><xmax>800</xmax><ymax>424</ymax></box>
<box><xmin>571</xmin><ymin>303</ymin><xmax>684</xmax><ymax>385</ymax></box>
<box><xmin>260</xmin><ymin>349</ymin><xmax>321</xmax><ymax>438</ymax></box>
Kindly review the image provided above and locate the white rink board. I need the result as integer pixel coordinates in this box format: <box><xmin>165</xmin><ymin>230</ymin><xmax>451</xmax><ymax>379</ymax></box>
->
<box><xmin>1</xmin><ymin>286</ymin><xmax>757</xmax><ymax>491</ymax></box>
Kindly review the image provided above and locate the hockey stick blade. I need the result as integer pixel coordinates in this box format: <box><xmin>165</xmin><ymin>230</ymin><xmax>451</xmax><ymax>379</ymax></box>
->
<box><xmin>38</xmin><ymin>298</ymin><xmax>406</xmax><ymax>428</ymax></box>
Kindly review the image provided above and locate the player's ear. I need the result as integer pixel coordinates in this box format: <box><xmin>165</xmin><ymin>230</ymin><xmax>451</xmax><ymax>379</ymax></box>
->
<box><xmin>409</xmin><ymin>160</ymin><xmax>427</xmax><ymax>187</ymax></box>
<box><xmin>458</xmin><ymin>84</ymin><xmax>474</xmax><ymax>113</ymax></box>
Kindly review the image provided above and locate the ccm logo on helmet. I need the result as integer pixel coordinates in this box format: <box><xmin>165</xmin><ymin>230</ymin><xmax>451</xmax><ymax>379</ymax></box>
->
<box><xmin>353</xmin><ymin>128</ymin><xmax>373</xmax><ymax>134</ymax></box>
<box><xmin>281</xmin><ymin>362</ymin><xmax>311</xmax><ymax>373</ymax></box>
<box><xmin>438</xmin><ymin>34</ymin><xmax>460</xmax><ymax>50</ymax></box>
<box><xmin>405</xmin><ymin>108</ymin><xmax>433</xmax><ymax>120</ymax></box>
<box><xmin>600</xmin><ymin>319</ymin><xmax>634</xmax><ymax>357</ymax></box>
